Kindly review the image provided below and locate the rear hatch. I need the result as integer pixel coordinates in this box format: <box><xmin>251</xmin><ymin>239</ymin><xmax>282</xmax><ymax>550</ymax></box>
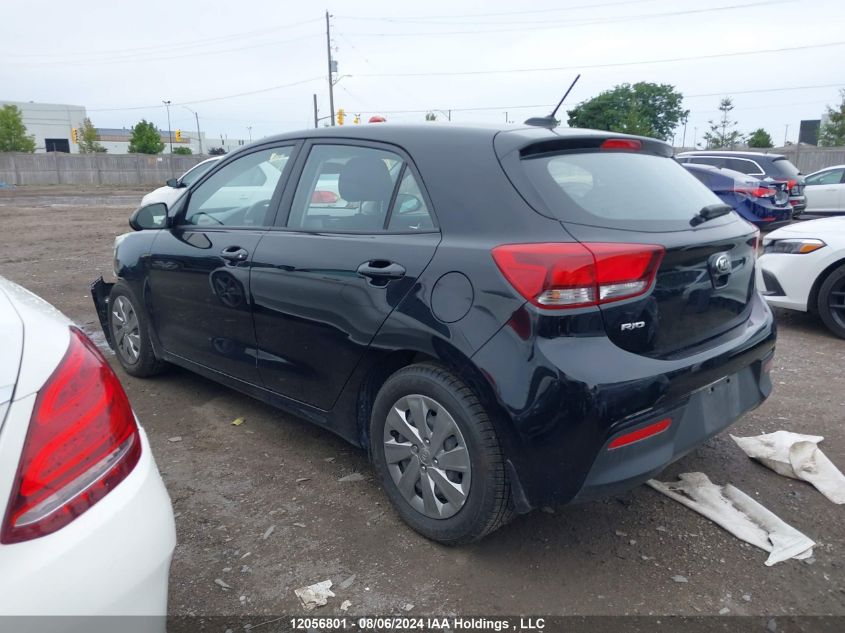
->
<box><xmin>496</xmin><ymin>134</ymin><xmax>758</xmax><ymax>358</ymax></box>
<box><xmin>766</xmin><ymin>156</ymin><xmax>804</xmax><ymax>200</ymax></box>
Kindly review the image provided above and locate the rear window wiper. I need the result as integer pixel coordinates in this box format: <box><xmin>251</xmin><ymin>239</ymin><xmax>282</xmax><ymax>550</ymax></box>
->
<box><xmin>690</xmin><ymin>203</ymin><xmax>733</xmax><ymax>227</ymax></box>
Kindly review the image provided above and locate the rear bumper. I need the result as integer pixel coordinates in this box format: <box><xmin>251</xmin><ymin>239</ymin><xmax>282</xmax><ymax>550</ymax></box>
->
<box><xmin>471</xmin><ymin>292</ymin><xmax>775</xmax><ymax>510</ymax></box>
<box><xmin>90</xmin><ymin>276</ymin><xmax>115</xmax><ymax>349</ymax></box>
<box><xmin>572</xmin><ymin>358</ymin><xmax>770</xmax><ymax>501</ymax></box>
<box><xmin>0</xmin><ymin>398</ymin><xmax>175</xmax><ymax>621</ymax></box>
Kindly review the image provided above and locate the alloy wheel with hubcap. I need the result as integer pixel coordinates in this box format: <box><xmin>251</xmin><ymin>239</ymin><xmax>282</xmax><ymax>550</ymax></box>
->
<box><xmin>382</xmin><ymin>394</ymin><xmax>471</xmax><ymax>519</ymax></box>
<box><xmin>111</xmin><ymin>295</ymin><xmax>141</xmax><ymax>364</ymax></box>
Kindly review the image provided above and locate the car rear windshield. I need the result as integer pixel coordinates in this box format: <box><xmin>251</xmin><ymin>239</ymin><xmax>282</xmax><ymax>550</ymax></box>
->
<box><xmin>520</xmin><ymin>151</ymin><xmax>729</xmax><ymax>232</ymax></box>
<box><xmin>768</xmin><ymin>157</ymin><xmax>801</xmax><ymax>179</ymax></box>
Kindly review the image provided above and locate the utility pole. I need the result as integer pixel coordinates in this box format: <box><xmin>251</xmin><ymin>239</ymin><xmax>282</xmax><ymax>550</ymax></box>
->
<box><xmin>183</xmin><ymin>106</ymin><xmax>202</xmax><ymax>155</ymax></box>
<box><xmin>247</xmin><ymin>126</ymin><xmax>253</xmax><ymax>142</ymax></box>
<box><xmin>326</xmin><ymin>11</ymin><xmax>335</xmax><ymax>126</ymax></box>
<box><xmin>784</xmin><ymin>124</ymin><xmax>789</xmax><ymax>146</ymax></box>
<box><xmin>692</xmin><ymin>127</ymin><xmax>698</xmax><ymax>149</ymax></box>
<box><xmin>163</xmin><ymin>99</ymin><xmax>173</xmax><ymax>175</ymax></box>
<box><xmin>313</xmin><ymin>94</ymin><xmax>319</xmax><ymax>128</ymax></box>
<box><xmin>681</xmin><ymin>117</ymin><xmax>688</xmax><ymax>149</ymax></box>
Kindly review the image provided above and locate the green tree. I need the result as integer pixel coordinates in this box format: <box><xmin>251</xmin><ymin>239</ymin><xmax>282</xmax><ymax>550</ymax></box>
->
<box><xmin>78</xmin><ymin>117</ymin><xmax>107</xmax><ymax>153</ymax></box>
<box><xmin>566</xmin><ymin>82</ymin><xmax>688</xmax><ymax>140</ymax></box>
<box><xmin>172</xmin><ymin>146</ymin><xmax>192</xmax><ymax>155</ymax></box>
<box><xmin>128</xmin><ymin>119</ymin><xmax>164</xmax><ymax>154</ymax></box>
<box><xmin>0</xmin><ymin>105</ymin><xmax>36</xmax><ymax>152</ymax></box>
<box><xmin>703</xmin><ymin>98</ymin><xmax>744</xmax><ymax>149</ymax></box>
<box><xmin>425</xmin><ymin>112</ymin><xmax>437</xmax><ymax>122</ymax></box>
<box><xmin>819</xmin><ymin>89</ymin><xmax>845</xmax><ymax>147</ymax></box>
<box><xmin>747</xmin><ymin>127</ymin><xmax>773</xmax><ymax>148</ymax></box>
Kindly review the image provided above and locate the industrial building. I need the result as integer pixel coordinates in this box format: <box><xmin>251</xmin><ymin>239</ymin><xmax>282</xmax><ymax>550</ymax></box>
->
<box><xmin>1</xmin><ymin>99</ymin><xmax>249</xmax><ymax>155</ymax></box>
<box><xmin>0</xmin><ymin>100</ymin><xmax>87</xmax><ymax>153</ymax></box>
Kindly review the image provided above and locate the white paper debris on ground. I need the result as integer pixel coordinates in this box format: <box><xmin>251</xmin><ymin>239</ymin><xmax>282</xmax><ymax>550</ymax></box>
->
<box><xmin>647</xmin><ymin>472</ymin><xmax>815</xmax><ymax>566</ymax></box>
<box><xmin>338</xmin><ymin>472</ymin><xmax>366</xmax><ymax>482</ymax></box>
<box><xmin>731</xmin><ymin>431</ymin><xmax>845</xmax><ymax>504</ymax></box>
<box><xmin>294</xmin><ymin>580</ymin><xmax>335</xmax><ymax>610</ymax></box>
<box><xmin>340</xmin><ymin>600</ymin><xmax>351</xmax><ymax>611</ymax></box>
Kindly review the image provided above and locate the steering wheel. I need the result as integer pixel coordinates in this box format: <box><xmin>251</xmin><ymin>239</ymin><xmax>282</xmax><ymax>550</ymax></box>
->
<box><xmin>244</xmin><ymin>199</ymin><xmax>271</xmax><ymax>226</ymax></box>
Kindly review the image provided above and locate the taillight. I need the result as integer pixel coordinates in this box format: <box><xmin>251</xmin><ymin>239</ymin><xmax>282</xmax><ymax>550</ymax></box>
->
<box><xmin>748</xmin><ymin>225</ymin><xmax>761</xmax><ymax>256</ymax></box>
<box><xmin>734</xmin><ymin>186</ymin><xmax>775</xmax><ymax>198</ymax></box>
<box><xmin>600</xmin><ymin>138</ymin><xmax>642</xmax><ymax>151</ymax></box>
<box><xmin>492</xmin><ymin>242</ymin><xmax>664</xmax><ymax>309</ymax></box>
<box><xmin>1</xmin><ymin>327</ymin><xmax>141</xmax><ymax>544</ymax></box>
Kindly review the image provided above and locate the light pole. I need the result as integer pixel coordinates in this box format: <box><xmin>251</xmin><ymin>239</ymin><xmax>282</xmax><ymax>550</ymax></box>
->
<box><xmin>247</xmin><ymin>126</ymin><xmax>253</xmax><ymax>142</ymax></box>
<box><xmin>163</xmin><ymin>100</ymin><xmax>173</xmax><ymax>175</ymax></box>
<box><xmin>325</xmin><ymin>11</ymin><xmax>335</xmax><ymax>126</ymax></box>
<box><xmin>182</xmin><ymin>105</ymin><xmax>203</xmax><ymax>155</ymax></box>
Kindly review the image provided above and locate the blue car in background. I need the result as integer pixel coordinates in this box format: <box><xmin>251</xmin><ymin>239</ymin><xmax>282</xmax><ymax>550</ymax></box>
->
<box><xmin>682</xmin><ymin>163</ymin><xmax>792</xmax><ymax>229</ymax></box>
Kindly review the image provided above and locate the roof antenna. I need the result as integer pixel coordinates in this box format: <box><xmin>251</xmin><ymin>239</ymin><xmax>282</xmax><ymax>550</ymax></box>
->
<box><xmin>524</xmin><ymin>73</ymin><xmax>581</xmax><ymax>129</ymax></box>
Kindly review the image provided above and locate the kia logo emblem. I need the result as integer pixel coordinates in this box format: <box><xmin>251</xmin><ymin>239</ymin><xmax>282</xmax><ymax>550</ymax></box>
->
<box><xmin>713</xmin><ymin>253</ymin><xmax>731</xmax><ymax>275</ymax></box>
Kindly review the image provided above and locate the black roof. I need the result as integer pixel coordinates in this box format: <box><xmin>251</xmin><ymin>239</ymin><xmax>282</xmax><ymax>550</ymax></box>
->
<box><xmin>251</xmin><ymin>123</ymin><xmax>664</xmax><ymax>155</ymax></box>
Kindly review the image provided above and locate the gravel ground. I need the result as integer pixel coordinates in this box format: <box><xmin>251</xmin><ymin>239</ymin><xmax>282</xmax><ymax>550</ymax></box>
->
<box><xmin>1</xmin><ymin>185</ymin><xmax>843</xmax><ymax>619</ymax></box>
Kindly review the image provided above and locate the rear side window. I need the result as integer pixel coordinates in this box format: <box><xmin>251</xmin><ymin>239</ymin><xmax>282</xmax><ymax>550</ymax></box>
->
<box><xmin>521</xmin><ymin>151</ymin><xmax>725</xmax><ymax>231</ymax></box>
<box><xmin>287</xmin><ymin>144</ymin><xmax>436</xmax><ymax>233</ymax></box>
<box><xmin>768</xmin><ymin>157</ymin><xmax>801</xmax><ymax>179</ymax></box>
<box><xmin>723</xmin><ymin>158</ymin><xmax>763</xmax><ymax>175</ymax></box>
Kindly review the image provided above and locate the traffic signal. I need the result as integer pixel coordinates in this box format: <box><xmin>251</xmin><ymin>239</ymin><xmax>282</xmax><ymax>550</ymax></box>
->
<box><xmin>71</xmin><ymin>128</ymin><xmax>78</xmax><ymax>143</ymax></box>
<box><xmin>337</xmin><ymin>109</ymin><xmax>345</xmax><ymax>126</ymax></box>
<box><xmin>175</xmin><ymin>129</ymin><xmax>182</xmax><ymax>142</ymax></box>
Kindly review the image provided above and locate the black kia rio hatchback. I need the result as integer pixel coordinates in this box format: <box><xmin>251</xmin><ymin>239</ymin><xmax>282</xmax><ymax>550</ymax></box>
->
<box><xmin>92</xmin><ymin>124</ymin><xmax>775</xmax><ymax>544</ymax></box>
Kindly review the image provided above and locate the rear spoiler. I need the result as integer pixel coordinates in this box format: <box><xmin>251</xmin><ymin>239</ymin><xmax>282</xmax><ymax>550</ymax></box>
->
<box><xmin>520</xmin><ymin>136</ymin><xmax>673</xmax><ymax>159</ymax></box>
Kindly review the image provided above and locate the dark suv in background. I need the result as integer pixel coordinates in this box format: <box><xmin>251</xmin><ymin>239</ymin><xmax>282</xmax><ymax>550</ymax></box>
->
<box><xmin>677</xmin><ymin>150</ymin><xmax>806</xmax><ymax>215</ymax></box>
<box><xmin>93</xmin><ymin>125</ymin><xmax>776</xmax><ymax>544</ymax></box>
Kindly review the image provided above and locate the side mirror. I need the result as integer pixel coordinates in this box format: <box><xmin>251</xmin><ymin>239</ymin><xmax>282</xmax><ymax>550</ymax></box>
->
<box><xmin>129</xmin><ymin>202</ymin><xmax>169</xmax><ymax>231</ymax></box>
<box><xmin>166</xmin><ymin>178</ymin><xmax>180</xmax><ymax>188</ymax></box>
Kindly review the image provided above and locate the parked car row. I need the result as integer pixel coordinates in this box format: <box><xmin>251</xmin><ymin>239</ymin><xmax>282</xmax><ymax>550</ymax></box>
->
<box><xmin>677</xmin><ymin>150</ymin><xmax>807</xmax><ymax>215</ymax></box>
<box><xmin>4</xmin><ymin>123</ymin><xmax>844</xmax><ymax>619</ymax></box>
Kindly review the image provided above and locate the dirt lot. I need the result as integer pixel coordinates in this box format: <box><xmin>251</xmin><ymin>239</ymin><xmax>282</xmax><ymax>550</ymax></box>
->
<box><xmin>1</xmin><ymin>186</ymin><xmax>844</xmax><ymax>620</ymax></box>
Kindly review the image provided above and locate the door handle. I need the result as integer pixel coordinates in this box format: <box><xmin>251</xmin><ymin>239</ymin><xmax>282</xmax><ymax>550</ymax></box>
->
<box><xmin>221</xmin><ymin>246</ymin><xmax>249</xmax><ymax>263</ymax></box>
<box><xmin>357</xmin><ymin>260</ymin><xmax>406</xmax><ymax>281</ymax></box>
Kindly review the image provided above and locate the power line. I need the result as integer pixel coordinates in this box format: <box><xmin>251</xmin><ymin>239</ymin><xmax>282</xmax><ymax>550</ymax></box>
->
<box><xmin>87</xmin><ymin>76</ymin><xmax>324</xmax><ymax>112</ymax></box>
<box><xmin>9</xmin><ymin>34</ymin><xmax>322</xmax><ymax>67</ymax></box>
<box><xmin>337</xmin><ymin>0</ymin><xmax>662</xmax><ymax>20</ymax></box>
<box><xmin>339</xmin><ymin>0</ymin><xmax>790</xmax><ymax>36</ymax></box>
<box><xmin>351</xmin><ymin>41</ymin><xmax>845</xmax><ymax>77</ymax></box>
<box><xmin>686</xmin><ymin>83</ymin><xmax>844</xmax><ymax>98</ymax></box>
<box><xmin>328</xmin><ymin>83</ymin><xmax>842</xmax><ymax>116</ymax></box>
<box><xmin>3</xmin><ymin>17</ymin><xmax>323</xmax><ymax>60</ymax></box>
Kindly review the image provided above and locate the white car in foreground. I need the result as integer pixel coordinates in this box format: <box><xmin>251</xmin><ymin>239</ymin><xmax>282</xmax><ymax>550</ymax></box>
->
<box><xmin>757</xmin><ymin>217</ymin><xmax>845</xmax><ymax>338</ymax></box>
<box><xmin>0</xmin><ymin>277</ymin><xmax>175</xmax><ymax>626</ymax></box>
<box><xmin>141</xmin><ymin>156</ymin><xmax>220</xmax><ymax>208</ymax></box>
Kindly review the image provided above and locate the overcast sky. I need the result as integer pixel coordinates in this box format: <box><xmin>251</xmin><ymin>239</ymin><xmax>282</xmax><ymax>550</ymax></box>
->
<box><xmin>1</xmin><ymin>0</ymin><xmax>843</xmax><ymax>145</ymax></box>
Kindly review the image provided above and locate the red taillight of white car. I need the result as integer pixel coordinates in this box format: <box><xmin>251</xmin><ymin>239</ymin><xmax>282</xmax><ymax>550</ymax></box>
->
<box><xmin>1</xmin><ymin>327</ymin><xmax>141</xmax><ymax>544</ymax></box>
<box><xmin>492</xmin><ymin>242</ymin><xmax>665</xmax><ymax>308</ymax></box>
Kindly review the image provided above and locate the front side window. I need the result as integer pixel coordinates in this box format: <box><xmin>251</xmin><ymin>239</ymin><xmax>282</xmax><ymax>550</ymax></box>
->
<box><xmin>183</xmin><ymin>147</ymin><xmax>292</xmax><ymax>228</ymax></box>
<box><xmin>806</xmin><ymin>168</ymin><xmax>844</xmax><ymax>186</ymax></box>
<box><xmin>287</xmin><ymin>144</ymin><xmax>434</xmax><ymax>232</ymax></box>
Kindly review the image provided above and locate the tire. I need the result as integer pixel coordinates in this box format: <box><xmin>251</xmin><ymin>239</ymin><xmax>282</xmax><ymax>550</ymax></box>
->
<box><xmin>108</xmin><ymin>281</ymin><xmax>168</xmax><ymax>377</ymax></box>
<box><xmin>370</xmin><ymin>363</ymin><xmax>513</xmax><ymax>544</ymax></box>
<box><xmin>817</xmin><ymin>263</ymin><xmax>845</xmax><ymax>339</ymax></box>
